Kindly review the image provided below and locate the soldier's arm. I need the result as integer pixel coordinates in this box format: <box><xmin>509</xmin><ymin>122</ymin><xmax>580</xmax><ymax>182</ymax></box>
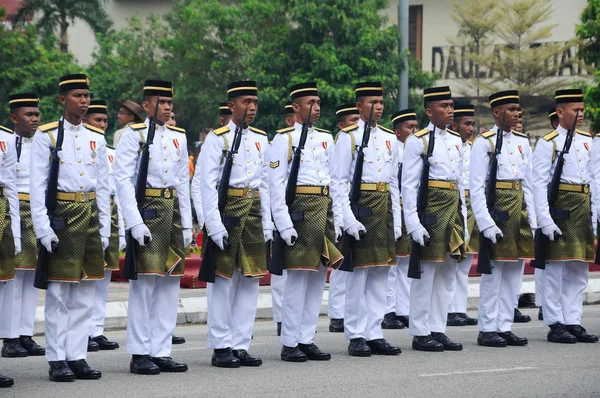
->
<box><xmin>401</xmin><ymin>135</ymin><xmax>424</xmax><ymax>234</ymax></box>
<box><xmin>199</xmin><ymin>132</ymin><xmax>226</xmax><ymax>236</ymax></box>
<box><xmin>521</xmin><ymin>141</ymin><xmax>537</xmax><ymax>229</ymax></box>
<box><xmin>190</xmin><ymin>151</ymin><xmax>204</xmax><ymax>228</ymax></box>
<box><xmin>469</xmin><ymin>136</ymin><xmax>496</xmax><ymax>231</ymax></box>
<box><xmin>532</xmin><ymin>138</ymin><xmax>554</xmax><ymax>228</ymax></box>
<box><xmin>268</xmin><ymin>133</ymin><xmax>293</xmax><ymax>232</ymax></box>
<box><xmin>591</xmin><ymin>137</ymin><xmax>600</xmax><ymax>221</ymax></box>
<box><xmin>4</xmin><ymin>137</ymin><xmax>20</xmax><ymax>239</ymax></box>
<box><xmin>333</xmin><ymin>131</ymin><xmax>357</xmax><ymax>229</ymax></box>
<box><xmin>29</xmin><ymin>129</ymin><xmax>52</xmax><ymax>238</ymax></box>
<box><xmin>455</xmin><ymin>142</ymin><xmax>468</xmax><ymax>240</ymax></box>
<box><xmin>176</xmin><ymin>134</ymin><xmax>193</xmax><ymax>230</ymax></box>
<box><xmin>96</xmin><ymin>137</ymin><xmax>111</xmax><ymax>238</ymax></box>
<box><xmin>389</xmin><ymin>139</ymin><xmax>402</xmax><ymax>230</ymax></box>
<box><xmin>114</xmin><ymin>127</ymin><xmax>144</xmax><ymax>229</ymax></box>
<box><xmin>327</xmin><ymin>135</ymin><xmax>343</xmax><ymax>230</ymax></box>
<box><xmin>259</xmin><ymin>137</ymin><xmax>273</xmax><ymax>232</ymax></box>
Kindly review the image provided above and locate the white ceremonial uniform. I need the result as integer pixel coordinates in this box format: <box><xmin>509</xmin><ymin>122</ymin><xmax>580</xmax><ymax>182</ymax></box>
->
<box><xmin>195</xmin><ymin>119</ymin><xmax>271</xmax><ymax>351</ymax></box>
<box><xmin>334</xmin><ymin>119</ymin><xmax>402</xmax><ymax>341</ymax></box>
<box><xmin>470</xmin><ymin>126</ymin><xmax>536</xmax><ymax>333</ymax></box>
<box><xmin>403</xmin><ymin>122</ymin><xmax>467</xmax><ymax>337</ymax></box>
<box><xmin>90</xmin><ymin>146</ymin><xmax>125</xmax><ymax>339</ymax></box>
<box><xmin>30</xmin><ymin>119</ymin><xmax>110</xmax><ymax>362</ymax></box>
<box><xmin>386</xmin><ymin>139</ymin><xmax>411</xmax><ymax>318</ymax></box>
<box><xmin>449</xmin><ymin>140</ymin><xmax>473</xmax><ymax>315</ymax></box>
<box><xmin>327</xmin><ymin>268</ymin><xmax>346</xmax><ymax>320</ymax></box>
<box><xmin>534</xmin><ymin>125</ymin><xmax>595</xmax><ymax>327</ymax></box>
<box><xmin>115</xmin><ymin>119</ymin><xmax>192</xmax><ymax>358</ymax></box>
<box><xmin>269</xmin><ymin>122</ymin><xmax>341</xmax><ymax>348</ymax></box>
<box><xmin>271</xmin><ymin>272</ymin><xmax>286</xmax><ymax>323</ymax></box>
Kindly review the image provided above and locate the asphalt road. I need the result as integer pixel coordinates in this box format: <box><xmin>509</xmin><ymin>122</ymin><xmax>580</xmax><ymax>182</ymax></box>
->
<box><xmin>2</xmin><ymin>306</ymin><xmax>600</xmax><ymax>398</ymax></box>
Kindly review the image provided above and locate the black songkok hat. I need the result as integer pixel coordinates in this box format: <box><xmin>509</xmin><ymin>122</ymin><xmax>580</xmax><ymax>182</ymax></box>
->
<box><xmin>284</xmin><ymin>101</ymin><xmax>294</xmax><ymax>115</ymax></box>
<box><xmin>355</xmin><ymin>82</ymin><xmax>383</xmax><ymax>100</ymax></box>
<box><xmin>59</xmin><ymin>73</ymin><xmax>89</xmax><ymax>93</ymax></box>
<box><xmin>219</xmin><ymin>102</ymin><xmax>232</xmax><ymax>116</ymax></box>
<box><xmin>548</xmin><ymin>108</ymin><xmax>558</xmax><ymax>120</ymax></box>
<box><xmin>289</xmin><ymin>82</ymin><xmax>319</xmax><ymax>100</ymax></box>
<box><xmin>227</xmin><ymin>81</ymin><xmax>258</xmax><ymax>100</ymax></box>
<box><xmin>488</xmin><ymin>90</ymin><xmax>520</xmax><ymax>108</ymax></box>
<box><xmin>555</xmin><ymin>89</ymin><xmax>584</xmax><ymax>105</ymax></box>
<box><xmin>336</xmin><ymin>103</ymin><xmax>359</xmax><ymax>118</ymax></box>
<box><xmin>423</xmin><ymin>86</ymin><xmax>452</xmax><ymax>105</ymax></box>
<box><xmin>453</xmin><ymin>103</ymin><xmax>475</xmax><ymax>117</ymax></box>
<box><xmin>9</xmin><ymin>93</ymin><xmax>40</xmax><ymax>109</ymax></box>
<box><xmin>143</xmin><ymin>79</ymin><xmax>174</xmax><ymax>98</ymax></box>
<box><xmin>391</xmin><ymin>108</ymin><xmax>417</xmax><ymax>126</ymax></box>
<box><xmin>86</xmin><ymin>100</ymin><xmax>108</xmax><ymax>115</ymax></box>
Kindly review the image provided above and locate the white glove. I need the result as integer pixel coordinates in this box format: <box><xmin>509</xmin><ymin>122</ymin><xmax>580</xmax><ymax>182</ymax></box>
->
<box><xmin>14</xmin><ymin>238</ymin><xmax>21</xmax><ymax>255</ymax></box>
<box><xmin>210</xmin><ymin>229</ymin><xmax>229</xmax><ymax>250</ymax></box>
<box><xmin>410</xmin><ymin>226</ymin><xmax>430</xmax><ymax>247</ymax></box>
<box><xmin>541</xmin><ymin>223</ymin><xmax>562</xmax><ymax>241</ymax></box>
<box><xmin>131</xmin><ymin>224</ymin><xmax>152</xmax><ymax>246</ymax></box>
<box><xmin>482</xmin><ymin>225</ymin><xmax>504</xmax><ymax>244</ymax></box>
<box><xmin>119</xmin><ymin>235</ymin><xmax>126</xmax><ymax>251</ymax></box>
<box><xmin>394</xmin><ymin>226</ymin><xmax>402</xmax><ymax>240</ymax></box>
<box><xmin>183</xmin><ymin>228</ymin><xmax>193</xmax><ymax>247</ymax></box>
<box><xmin>101</xmin><ymin>236</ymin><xmax>109</xmax><ymax>251</ymax></box>
<box><xmin>41</xmin><ymin>232</ymin><xmax>59</xmax><ymax>253</ymax></box>
<box><xmin>280</xmin><ymin>227</ymin><xmax>298</xmax><ymax>246</ymax></box>
<box><xmin>335</xmin><ymin>226</ymin><xmax>343</xmax><ymax>243</ymax></box>
<box><xmin>346</xmin><ymin>222</ymin><xmax>366</xmax><ymax>241</ymax></box>
<box><xmin>264</xmin><ymin>228</ymin><xmax>273</xmax><ymax>242</ymax></box>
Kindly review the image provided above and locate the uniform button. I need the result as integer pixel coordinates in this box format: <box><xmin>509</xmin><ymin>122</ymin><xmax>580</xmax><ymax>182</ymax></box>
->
<box><xmin>515</xmin><ymin>173</ymin><xmax>518</xmax><ymax>176</ymax></box>
<box><xmin>17</xmin><ymin>168</ymin><xmax>20</xmax><ymax>172</ymax></box>
<box><xmin>316</xmin><ymin>168</ymin><xmax>319</xmax><ymax>172</ymax></box>
<box><xmin>510</xmin><ymin>152</ymin><xmax>513</xmax><ymax>155</ymax></box>
<box><xmin>163</xmin><ymin>145</ymin><xmax>167</xmax><ymax>149</ymax></box>
<box><xmin>377</xmin><ymin>157</ymin><xmax>380</xmax><ymax>161</ymax></box>
<box><xmin>164</xmin><ymin>169</ymin><xmax>168</xmax><ymax>173</ymax></box>
<box><xmin>452</xmin><ymin>170</ymin><xmax>455</xmax><ymax>173</ymax></box>
<box><xmin>164</xmin><ymin>181</ymin><xmax>168</xmax><ymax>185</ymax></box>
<box><xmin>75</xmin><ymin>134</ymin><xmax>78</xmax><ymax>138</ymax></box>
<box><xmin>247</xmin><ymin>160</ymin><xmax>251</xmax><ymax>164</ymax></box>
<box><xmin>578</xmin><ymin>158</ymin><xmax>581</xmax><ymax>162</ymax></box>
<box><xmin>376</xmin><ymin>146</ymin><xmax>379</xmax><ymax>150</ymax></box>
<box><xmin>149</xmin><ymin>156</ymin><xmax>152</xmax><ymax>160</ymax></box>
<box><xmin>500</xmin><ymin>162</ymin><xmax>504</xmax><ymax>166</ymax></box>
<box><xmin>79</xmin><ymin>171</ymin><xmax>84</xmax><ymax>176</ymax></box>
<box><xmin>80</xmin><ymin>185</ymin><xmax>84</xmax><ymax>189</ymax></box>
<box><xmin>246</xmin><ymin>148</ymin><xmax>250</xmax><ymax>152</ymax></box>
<box><xmin>60</xmin><ymin>159</ymin><xmax>65</xmax><ymax>164</ymax></box>
<box><xmin>512</xmin><ymin>162</ymin><xmax>515</xmax><ymax>166</ymax></box>
<box><xmin>164</xmin><ymin>158</ymin><xmax>167</xmax><ymax>161</ymax></box>
<box><xmin>581</xmin><ymin>169</ymin><xmax>584</xmax><ymax>172</ymax></box>
<box><xmin>233</xmin><ymin>161</ymin><xmax>236</xmax><ymax>165</ymax></box>
<box><xmin>78</xmin><ymin>159</ymin><xmax>82</xmax><ymax>163</ymax></box>
<box><xmin>76</xmin><ymin>146</ymin><xmax>80</xmax><ymax>150</ymax></box>
<box><xmin>435</xmin><ymin>160</ymin><xmax>438</xmax><ymax>164</ymax></box>
<box><xmin>248</xmin><ymin>171</ymin><xmax>252</xmax><ymax>175</ymax></box>
<box><xmin>378</xmin><ymin>168</ymin><xmax>381</xmax><ymax>172</ymax></box>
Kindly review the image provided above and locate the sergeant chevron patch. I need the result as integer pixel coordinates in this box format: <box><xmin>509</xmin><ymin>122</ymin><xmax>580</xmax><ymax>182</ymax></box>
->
<box><xmin>269</xmin><ymin>160</ymin><xmax>280</xmax><ymax>169</ymax></box>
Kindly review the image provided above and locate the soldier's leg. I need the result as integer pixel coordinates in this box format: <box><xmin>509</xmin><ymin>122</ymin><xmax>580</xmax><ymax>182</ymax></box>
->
<box><xmin>562</xmin><ymin>262</ymin><xmax>588</xmax><ymax>326</ymax></box>
<box><xmin>478</xmin><ymin>261</ymin><xmax>504</xmax><ymax>332</ymax></box>
<box><xmin>44</xmin><ymin>282</ymin><xmax>69</xmax><ymax>361</ymax></box>
<box><xmin>149</xmin><ymin>274</ymin><xmax>180</xmax><ymax>358</ymax></box>
<box><xmin>126</xmin><ymin>274</ymin><xmax>157</xmax><ymax>355</ymax></box>
<box><xmin>534</xmin><ymin>268</ymin><xmax>544</xmax><ymax>307</ymax></box>
<box><xmin>430</xmin><ymin>258</ymin><xmax>457</xmax><ymax>334</ymax></box>
<box><xmin>2</xmin><ymin>276</ymin><xmax>19</xmax><ymax>340</ymax></box>
<box><xmin>17</xmin><ymin>270</ymin><xmax>38</xmax><ymax>338</ymax></box>
<box><xmin>409</xmin><ymin>261</ymin><xmax>436</xmax><ymax>336</ymax></box>
<box><xmin>231</xmin><ymin>268</ymin><xmax>260</xmax><ymax>350</ymax></box>
<box><xmin>271</xmin><ymin>273</ymin><xmax>286</xmax><ymax>323</ymax></box>
<box><xmin>207</xmin><ymin>274</ymin><xmax>234</xmax><ymax>349</ymax></box>
<box><xmin>542</xmin><ymin>261</ymin><xmax>565</xmax><ymax>326</ymax></box>
<box><xmin>344</xmin><ymin>266</ymin><xmax>369</xmax><ymax>340</ymax></box>
<box><xmin>328</xmin><ymin>269</ymin><xmax>347</xmax><ymax>320</ymax></box>
<box><xmin>497</xmin><ymin>260</ymin><xmax>524</xmax><ymax>332</ymax></box>
<box><xmin>450</xmin><ymin>254</ymin><xmax>472</xmax><ymax>314</ymax></box>
<box><xmin>395</xmin><ymin>257</ymin><xmax>411</xmax><ymax>317</ymax></box>
<box><xmin>298</xmin><ymin>265</ymin><xmax>328</xmax><ymax>345</ymax></box>
<box><xmin>280</xmin><ymin>270</ymin><xmax>309</xmax><ymax>347</ymax></box>
<box><xmin>364</xmin><ymin>266</ymin><xmax>389</xmax><ymax>341</ymax></box>
<box><xmin>385</xmin><ymin>266</ymin><xmax>398</xmax><ymax>315</ymax></box>
<box><xmin>90</xmin><ymin>269</ymin><xmax>112</xmax><ymax>338</ymax></box>
<box><xmin>64</xmin><ymin>281</ymin><xmax>95</xmax><ymax>361</ymax></box>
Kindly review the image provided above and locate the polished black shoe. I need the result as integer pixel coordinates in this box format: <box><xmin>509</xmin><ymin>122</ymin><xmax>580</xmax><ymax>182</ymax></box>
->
<box><xmin>412</xmin><ymin>335</ymin><xmax>444</xmax><ymax>352</ymax></box>
<box><xmin>518</xmin><ymin>293</ymin><xmax>536</xmax><ymax>308</ymax></box>
<box><xmin>446</xmin><ymin>313</ymin><xmax>467</xmax><ymax>327</ymax></box>
<box><xmin>172</xmin><ymin>335</ymin><xmax>186</xmax><ymax>345</ymax></box>
<box><xmin>130</xmin><ymin>355</ymin><xmax>161</xmax><ymax>375</ymax></box>
<box><xmin>547</xmin><ymin>324</ymin><xmax>577</xmax><ymax>344</ymax></box>
<box><xmin>232</xmin><ymin>349</ymin><xmax>263</xmax><ymax>366</ymax></box>
<box><xmin>150</xmin><ymin>356</ymin><xmax>188</xmax><ymax>372</ymax></box>
<box><xmin>87</xmin><ymin>337</ymin><xmax>99</xmax><ymax>352</ymax></box>
<box><xmin>565</xmin><ymin>325</ymin><xmax>599</xmax><ymax>343</ymax></box>
<box><xmin>396</xmin><ymin>315</ymin><xmax>409</xmax><ymax>328</ymax></box>
<box><xmin>91</xmin><ymin>335</ymin><xmax>119</xmax><ymax>350</ymax></box>
<box><xmin>277</xmin><ymin>322</ymin><xmax>282</xmax><ymax>336</ymax></box>
<box><xmin>0</xmin><ymin>374</ymin><xmax>14</xmax><ymax>388</ymax></box>
<box><xmin>478</xmin><ymin>332</ymin><xmax>507</xmax><ymax>347</ymax></box>
<box><xmin>431</xmin><ymin>332</ymin><xmax>463</xmax><ymax>351</ymax></box>
<box><xmin>538</xmin><ymin>307</ymin><xmax>543</xmax><ymax>321</ymax></box>
<box><xmin>366</xmin><ymin>339</ymin><xmax>401</xmax><ymax>355</ymax></box>
<box><xmin>212</xmin><ymin>348</ymin><xmax>241</xmax><ymax>368</ymax></box>
<box><xmin>2</xmin><ymin>338</ymin><xmax>28</xmax><ymax>358</ymax></box>
<box><xmin>514</xmin><ymin>308</ymin><xmax>531</xmax><ymax>323</ymax></box>
<box><xmin>329</xmin><ymin>318</ymin><xmax>344</xmax><ymax>333</ymax></box>
<box><xmin>281</xmin><ymin>345</ymin><xmax>308</xmax><ymax>362</ymax></box>
<box><xmin>48</xmin><ymin>361</ymin><xmax>76</xmax><ymax>382</ymax></box>
<box><xmin>67</xmin><ymin>359</ymin><xmax>102</xmax><ymax>380</ymax></box>
<box><xmin>348</xmin><ymin>338</ymin><xmax>371</xmax><ymax>357</ymax></box>
<box><xmin>498</xmin><ymin>331</ymin><xmax>527</xmax><ymax>346</ymax></box>
<box><xmin>457</xmin><ymin>313</ymin><xmax>478</xmax><ymax>325</ymax></box>
<box><xmin>19</xmin><ymin>336</ymin><xmax>45</xmax><ymax>356</ymax></box>
<box><xmin>381</xmin><ymin>312</ymin><xmax>405</xmax><ymax>329</ymax></box>
<box><xmin>298</xmin><ymin>343</ymin><xmax>331</xmax><ymax>360</ymax></box>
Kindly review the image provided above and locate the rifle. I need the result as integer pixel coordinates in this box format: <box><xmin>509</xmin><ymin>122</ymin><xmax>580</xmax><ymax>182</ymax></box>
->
<box><xmin>476</xmin><ymin>112</ymin><xmax>506</xmax><ymax>274</ymax></box>
<box><xmin>34</xmin><ymin>102</ymin><xmax>67</xmax><ymax>289</ymax></box>
<box><xmin>269</xmin><ymin>105</ymin><xmax>313</xmax><ymax>275</ymax></box>
<box><xmin>407</xmin><ymin>120</ymin><xmax>436</xmax><ymax>279</ymax></box>
<box><xmin>532</xmin><ymin>111</ymin><xmax>578</xmax><ymax>269</ymax></box>
<box><xmin>122</xmin><ymin>96</ymin><xmax>160</xmax><ymax>280</ymax></box>
<box><xmin>198</xmin><ymin>108</ymin><xmax>248</xmax><ymax>282</ymax></box>
<box><xmin>339</xmin><ymin>104</ymin><xmax>374</xmax><ymax>272</ymax></box>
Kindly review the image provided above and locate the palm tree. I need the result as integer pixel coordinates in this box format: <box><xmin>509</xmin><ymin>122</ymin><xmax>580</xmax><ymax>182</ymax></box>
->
<box><xmin>14</xmin><ymin>0</ymin><xmax>112</xmax><ymax>53</ymax></box>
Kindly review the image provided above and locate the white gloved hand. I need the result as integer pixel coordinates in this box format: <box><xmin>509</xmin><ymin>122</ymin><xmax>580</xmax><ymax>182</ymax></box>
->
<box><xmin>264</xmin><ymin>228</ymin><xmax>273</xmax><ymax>242</ymax></box>
<box><xmin>410</xmin><ymin>226</ymin><xmax>430</xmax><ymax>247</ymax></box>
<box><xmin>394</xmin><ymin>226</ymin><xmax>402</xmax><ymax>240</ymax></box>
<box><xmin>541</xmin><ymin>223</ymin><xmax>562</xmax><ymax>241</ymax></box>
<box><xmin>131</xmin><ymin>224</ymin><xmax>152</xmax><ymax>246</ymax></box>
<box><xmin>280</xmin><ymin>227</ymin><xmax>298</xmax><ymax>246</ymax></box>
<box><xmin>335</xmin><ymin>226</ymin><xmax>343</xmax><ymax>243</ymax></box>
<box><xmin>101</xmin><ymin>236</ymin><xmax>109</xmax><ymax>251</ymax></box>
<box><xmin>346</xmin><ymin>222</ymin><xmax>366</xmax><ymax>241</ymax></box>
<box><xmin>14</xmin><ymin>238</ymin><xmax>21</xmax><ymax>255</ymax></box>
<box><xmin>183</xmin><ymin>228</ymin><xmax>193</xmax><ymax>247</ymax></box>
<box><xmin>482</xmin><ymin>225</ymin><xmax>504</xmax><ymax>244</ymax></box>
<box><xmin>41</xmin><ymin>232</ymin><xmax>59</xmax><ymax>253</ymax></box>
<box><xmin>210</xmin><ymin>229</ymin><xmax>229</xmax><ymax>250</ymax></box>
<box><xmin>119</xmin><ymin>235</ymin><xmax>126</xmax><ymax>251</ymax></box>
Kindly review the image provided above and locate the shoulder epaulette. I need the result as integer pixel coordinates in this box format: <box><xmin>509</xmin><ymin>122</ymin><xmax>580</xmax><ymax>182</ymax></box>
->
<box><xmin>447</xmin><ymin>129</ymin><xmax>460</xmax><ymax>138</ymax></box>
<box><xmin>129</xmin><ymin>123</ymin><xmax>147</xmax><ymax>130</ymax></box>
<box><xmin>314</xmin><ymin>127</ymin><xmax>331</xmax><ymax>134</ymax></box>
<box><xmin>379</xmin><ymin>125</ymin><xmax>394</xmax><ymax>135</ymax></box>
<box><xmin>84</xmin><ymin>123</ymin><xmax>105</xmax><ymax>135</ymax></box>
<box><xmin>39</xmin><ymin>121</ymin><xmax>59</xmax><ymax>132</ymax></box>
<box><xmin>213</xmin><ymin>126</ymin><xmax>230</xmax><ymax>135</ymax></box>
<box><xmin>167</xmin><ymin>125</ymin><xmax>186</xmax><ymax>134</ymax></box>
<box><xmin>542</xmin><ymin>131</ymin><xmax>558</xmax><ymax>141</ymax></box>
<box><xmin>249</xmin><ymin>126</ymin><xmax>267</xmax><ymax>136</ymax></box>
<box><xmin>482</xmin><ymin>130</ymin><xmax>496</xmax><ymax>138</ymax></box>
<box><xmin>276</xmin><ymin>126</ymin><xmax>295</xmax><ymax>134</ymax></box>
<box><xmin>340</xmin><ymin>124</ymin><xmax>359</xmax><ymax>133</ymax></box>
<box><xmin>414</xmin><ymin>128</ymin><xmax>430</xmax><ymax>138</ymax></box>
<box><xmin>512</xmin><ymin>130</ymin><xmax>527</xmax><ymax>138</ymax></box>
<box><xmin>576</xmin><ymin>129</ymin><xmax>592</xmax><ymax>137</ymax></box>
<box><xmin>0</xmin><ymin>125</ymin><xmax>13</xmax><ymax>134</ymax></box>
<box><xmin>468</xmin><ymin>140</ymin><xmax>473</xmax><ymax>146</ymax></box>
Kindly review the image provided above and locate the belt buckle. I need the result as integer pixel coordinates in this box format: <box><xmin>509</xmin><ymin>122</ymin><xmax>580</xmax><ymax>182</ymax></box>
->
<box><xmin>514</xmin><ymin>181</ymin><xmax>521</xmax><ymax>190</ymax></box>
<box><xmin>76</xmin><ymin>192</ymin><xmax>86</xmax><ymax>202</ymax></box>
<box><xmin>450</xmin><ymin>181</ymin><xmax>457</xmax><ymax>190</ymax></box>
<box><xmin>245</xmin><ymin>189</ymin><xmax>253</xmax><ymax>198</ymax></box>
<box><xmin>164</xmin><ymin>188</ymin><xmax>171</xmax><ymax>199</ymax></box>
<box><xmin>584</xmin><ymin>185</ymin><xmax>590</xmax><ymax>193</ymax></box>
<box><xmin>323</xmin><ymin>186</ymin><xmax>329</xmax><ymax>195</ymax></box>
<box><xmin>376</xmin><ymin>182</ymin><xmax>385</xmax><ymax>192</ymax></box>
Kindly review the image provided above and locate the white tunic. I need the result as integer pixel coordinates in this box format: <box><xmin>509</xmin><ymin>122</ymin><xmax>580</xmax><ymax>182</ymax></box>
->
<box><xmin>0</xmin><ymin>127</ymin><xmax>20</xmax><ymax>239</ymax></box>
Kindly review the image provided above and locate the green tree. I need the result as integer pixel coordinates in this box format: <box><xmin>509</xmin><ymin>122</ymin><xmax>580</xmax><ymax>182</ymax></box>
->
<box><xmin>576</xmin><ymin>0</ymin><xmax>600</xmax><ymax>133</ymax></box>
<box><xmin>14</xmin><ymin>0</ymin><xmax>112</xmax><ymax>53</ymax></box>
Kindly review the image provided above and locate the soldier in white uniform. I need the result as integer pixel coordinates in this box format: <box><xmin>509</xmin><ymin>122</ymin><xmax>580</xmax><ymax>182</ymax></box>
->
<box><xmin>1</xmin><ymin>94</ymin><xmax>44</xmax><ymax>359</ymax></box>
<box><xmin>30</xmin><ymin>74</ymin><xmax>109</xmax><ymax>381</ymax></box>
<box><xmin>470</xmin><ymin>91</ymin><xmax>534</xmax><ymax>347</ymax></box>
<box><xmin>536</xmin><ymin>89</ymin><xmax>598</xmax><ymax>344</ymax></box>
<box><xmin>115</xmin><ymin>80</ymin><xmax>192</xmax><ymax>374</ymax></box>
<box><xmin>195</xmin><ymin>81</ymin><xmax>271</xmax><ymax>368</ymax></box>
<box><xmin>403</xmin><ymin>86</ymin><xmax>466</xmax><ymax>352</ymax></box>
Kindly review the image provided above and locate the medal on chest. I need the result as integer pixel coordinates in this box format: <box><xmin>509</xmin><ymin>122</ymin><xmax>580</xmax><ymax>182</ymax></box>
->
<box><xmin>518</xmin><ymin>145</ymin><xmax>524</xmax><ymax>160</ymax></box>
<box><xmin>90</xmin><ymin>141</ymin><xmax>97</xmax><ymax>158</ymax></box>
<box><xmin>322</xmin><ymin>141</ymin><xmax>327</xmax><ymax>150</ymax></box>
<box><xmin>173</xmin><ymin>138</ymin><xmax>181</xmax><ymax>156</ymax></box>
<box><xmin>255</xmin><ymin>142</ymin><xmax>262</xmax><ymax>158</ymax></box>
<box><xmin>0</xmin><ymin>142</ymin><xmax>6</xmax><ymax>159</ymax></box>
<box><xmin>584</xmin><ymin>142</ymin><xmax>590</xmax><ymax>151</ymax></box>
<box><xmin>108</xmin><ymin>154</ymin><xmax>114</xmax><ymax>164</ymax></box>
<box><xmin>386</xmin><ymin>140</ymin><xmax>391</xmax><ymax>156</ymax></box>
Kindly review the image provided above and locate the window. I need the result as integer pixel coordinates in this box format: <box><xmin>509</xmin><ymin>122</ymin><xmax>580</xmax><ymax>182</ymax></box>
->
<box><xmin>409</xmin><ymin>5</ymin><xmax>423</xmax><ymax>61</ymax></box>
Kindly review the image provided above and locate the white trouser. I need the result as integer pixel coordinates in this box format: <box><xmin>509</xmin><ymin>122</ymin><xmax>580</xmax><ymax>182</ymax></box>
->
<box><xmin>0</xmin><ymin>280</ymin><xmax>16</xmax><ymax>338</ymax></box>
<box><xmin>271</xmin><ymin>272</ymin><xmax>286</xmax><ymax>323</ymax></box>
<box><xmin>45</xmin><ymin>281</ymin><xmax>95</xmax><ymax>361</ymax></box>
<box><xmin>478</xmin><ymin>260</ymin><xmax>524</xmax><ymax>332</ymax></box>
<box><xmin>542</xmin><ymin>261</ymin><xmax>588</xmax><ymax>326</ymax></box>
<box><xmin>385</xmin><ymin>257</ymin><xmax>411</xmax><ymax>316</ymax></box>
<box><xmin>90</xmin><ymin>269</ymin><xmax>112</xmax><ymax>338</ymax></box>
<box><xmin>344</xmin><ymin>266</ymin><xmax>389</xmax><ymax>340</ymax></box>
<box><xmin>13</xmin><ymin>270</ymin><xmax>39</xmax><ymax>337</ymax></box>
<box><xmin>280</xmin><ymin>265</ymin><xmax>328</xmax><ymax>347</ymax></box>
<box><xmin>207</xmin><ymin>268</ymin><xmax>260</xmax><ymax>350</ymax></box>
<box><xmin>535</xmin><ymin>268</ymin><xmax>544</xmax><ymax>307</ymax></box>
<box><xmin>448</xmin><ymin>254</ymin><xmax>473</xmax><ymax>313</ymax></box>
<box><xmin>328</xmin><ymin>269</ymin><xmax>347</xmax><ymax>319</ymax></box>
<box><xmin>409</xmin><ymin>255</ymin><xmax>457</xmax><ymax>336</ymax></box>
<box><xmin>126</xmin><ymin>273</ymin><xmax>180</xmax><ymax>357</ymax></box>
